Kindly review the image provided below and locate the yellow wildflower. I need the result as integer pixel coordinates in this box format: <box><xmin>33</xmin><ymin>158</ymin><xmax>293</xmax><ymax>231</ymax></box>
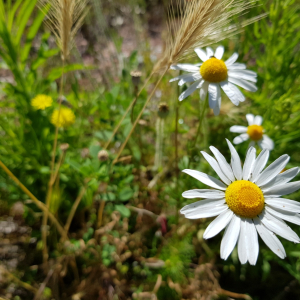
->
<box><xmin>31</xmin><ymin>94</ymin><xmax>53</xmax><ymax>110</ymax></box>
<box><xmin>51</xmin><ymin>108</ymin><xmax>75</xmax><ymax>128</ymax></box>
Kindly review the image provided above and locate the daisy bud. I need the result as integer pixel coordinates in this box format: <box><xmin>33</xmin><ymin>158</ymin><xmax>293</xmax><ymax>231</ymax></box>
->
<box><xmin>60</xmin><ymin>143</ymin><xmax>69</xmax><ymax>151</ymax></box>
<box><xmin>98</xmin><ymin>150</ymin><xmax>109</xmax><ymax>162</ymax></box>
<box><xmin>158</xmin><ymin>102</ymin><xmax>169</xmax><ymax>119</ymax></box>
<box><xmin>130</xmin><ymin>70</ymin><xmax>142</xmax><ymax>87</ymax></box>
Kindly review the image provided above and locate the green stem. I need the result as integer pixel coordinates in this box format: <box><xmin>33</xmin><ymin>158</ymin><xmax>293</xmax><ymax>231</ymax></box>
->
<box><xmin>192</xmin><ymin>96</ymin><xmax>209</xmax><ymax>149</ymax></box>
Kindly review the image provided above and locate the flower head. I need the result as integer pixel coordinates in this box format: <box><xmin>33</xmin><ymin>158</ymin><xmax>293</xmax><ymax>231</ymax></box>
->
<box><xmin>170</xmin><ymin>46</ymin><xmax>257</xmax><ymax>116</ymax></box>
<box><xmin>98</xmin><ymin>150</ymin><xmax>109</xmax><ymax>162</ymax></box>
<box><xmin>51</xmin><ymin>108</ymin><xmax>75</xmax><ymax>128</ymax></box>
<box><xmin>230</xmin><ymin>114</ymin><xmax>274</xmax><ymax>150</ymax></box>
<box><xmin>31</xmin><ymin>94</ymin><xmax>53</xmax><ymax>110</ymax></box>
<box><xmin>181</xmin><ymin>139</ymin><xmax>300</xmax><ymax>265</ymax></box>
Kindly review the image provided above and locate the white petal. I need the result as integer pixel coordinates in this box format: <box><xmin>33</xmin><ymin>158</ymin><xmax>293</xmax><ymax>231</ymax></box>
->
<box><xmin>227</xmin><ymin>63</ymin><xmax>246</xmax><ymax>70</ymax></box>
<box><xmin>242</xmin><ymin>146</ymin><xmax>256</xmax><ymax>180</ymax></box>
<box><xmin>259</xmin><ymin>210</ymin><xmax>300</xmax><ymax>243</ymax></box>
<box><xmin>228</xmin><ymin>77</ymin><xmax>258</xmax><ymax>92</ymax></box>
<box><xmin>228</xmin><ymin>70</ymin><xmax>257</xmax><ymax>83</ymax></box>
<box><xmin>238</xmin><ymin>218</ymin><xmax>248</xmax><ymax>265</ymax></box>
<box><xmin>215</xmin><ymin>46</ymin><xmax>225</xmax><ymax>59</ymax></box>
<box><xmin>255</xmin><ymin>155</ymin><xmax>290</xmax><ymax>186</ymax></box>
<box><xmin>254</xmin><ymin>115</ymin><xmax>263</xmax><ymax>125</ymax></box>
<box><xmin>261</xmin><ymin>167</ymin><xmax>299</xmax><ymax>191</ymax></box>
<box><xmin>246</xmin><ymin>219</ymin><xmax>259</xmax><ymax>265</ymax></box>
<box><xmin>250</xmin><ymin>149</ymin><xmax>269</xmax><ymax>182</ymax></box>
<box><xmin>246</xmin><ymin>114</ymin><xmax>255</xmax><ymax>126</ymax></box>
<box><xmin>171</xmin><ymin>64</ymin><xmax>199</xmax><ymax>72</ymax></box>
<box><xmin>238</xmin><ymin>218</ymin><xmax>259</xmax><ymax>265</ymax></box>
<box><xmin>228</xmin><ymin>83</ymin><xmax>246</xmax><ymax>102</ymax></box>
<box><xmin>229</xmin><ymin>126</ymin><xmax>247</xmax><ymax>133</ymax></box>
<box><xmin>184</xmin><ymin>204</ymin><xmax>228</xmax><ymax>219</ymax></box>
<box><xmin>264</xmin><ymin>181</ymin><xmax>300</xmax><ymax>197</ymax></box>
<box><xmin>208</xmin><ymin>83</ymin><xmax>219</xmax><ymax>109</ymax></box>
<box><xmin>209</xmin><ymin>146</ymin><xmax>235</xmax><ymax>182</ymax></box>
<box><xmin>225</xmin><ymin>53</ymin><xmax>239</xmax><ymax>66</ymax></box>
<box><xmin>206</xmin><ymin>47</ymin><xmax>214</xmax><ymax>58</ymax></box>
<box><xmin>179</xmin><ymin>80</ymin><xmax>201</xmax><ymax>101</ymax></box>
<box><xmin>265</xmin><ymin>198</ymin><xmax>300</xmax><ymax>214</ymax></box>
<box><xmin>182</xmin><ymin>189</ymin><xmax>225</xmax><ymax>199</ymax></box>
<box><xmin>226</xmin><ymin>139</ymin><xmax>242</xmax><ymax>180</ymax></box>
<box><xmin>200</xmin><ymin>81</ymin><xmax>209</xmax><ymax>100</ymax></box>
<box><xmin>220</xmin><ymin>215</ymin><xmax>241</xmax><ymax>260</ymax></box>
<box><xmin>180</xmin><ymin>198</ymin><xmax>225</xmax><ymax>213</ymax></box>
<box><xmin>195</xmin><ymin>48</ymin><xmax>208</xmax><ymax>62</ymax></box>
<box><xmin>253</xmin><ymin>217</ymin><xmax>286</xmax><ymax>259</ymax></box>
<box><xmin>220</xmin><ymin>81</ymin><xmax>242</xmax><ymax>106</ymax></box>
<box><xmin>203</xmin><ymin>210</ymin><xmax>234</xmax><ymax>239</ymax></box>
<box><xmin>266</xmin><ymin>206</ymin><xmax>300</xmax><ymax>226</ymax></box>
<box><xmin>213</xmin><ymin>85</ymin><xmax>221</xmax><ymax>116</ymax></box>
<box><xmin>258</xmin><ymin>135</ymin><xmax>274</xmax><ymax>150</ymax></box>
<box><xmin>233</xmin><ymin>133</ymin><xmax>249</xmax><ymax>145</ymax></box>
<box><xmin>238</xmin><ymin>218</ymin><xmax>248</xmax><ymax>264</ymax></box>
<box><xmin>182</xmin><ymin>169</ymin><xmax>227</xmax><ymax>190</ymax></box>
<box><xmin>201</xmin><ymin>151</ymin><xmax>232</xmax><ymax>185</ymax></box>
<box><xmin>178</xmin><ymin>74</ymin><xmax>202</xmax><ymax>86</ymax></box>
<box><xmin>170</xmin><ymin>74</ymin><xmax>191</xmax><ymax>83</ymax></box>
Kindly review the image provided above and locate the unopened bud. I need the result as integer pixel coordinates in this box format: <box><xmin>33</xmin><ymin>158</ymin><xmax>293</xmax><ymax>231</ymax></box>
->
<box><xmin>60</xmin><ymin>143</ymin><xmax>69</xmax><ymax>151</ymax></box>
<box><xmin>98</xmin><ymin>150</ymin><xmax>109</xmax><ymax>161</ymax></box>
<box><xmin>130</xmin><ymin>70</ymin><xmax>142</xmax><ymax>86</ymax></box>
<box><xmin>158</xmin><ymin>102</ymin><xmax>169</xmax><ymax>119</ymax></box>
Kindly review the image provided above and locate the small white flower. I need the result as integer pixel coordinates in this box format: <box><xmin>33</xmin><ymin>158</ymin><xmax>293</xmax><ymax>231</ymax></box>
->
<box><xmin>181</xmin><ymin>139</ymin><xmax>300</xmax><ymax>265</ymax></box>
<box><xmin>170</xmin><ymin>46</ymin><xmax>257</xmax><ymax>115</ymax></box>
<box><xmin>230</xmin><ymin>114</ymin><xmax>274</xmax><ymax>150</ymax></box>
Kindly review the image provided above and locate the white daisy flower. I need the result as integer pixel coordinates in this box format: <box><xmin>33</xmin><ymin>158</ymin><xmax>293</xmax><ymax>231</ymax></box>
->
<box><xmin>181</xmin><ymin>139</ymin><xmax>300</xmax><ymax>265</ymax></box>
<box><xmin>170</xmin><ymin>46</ymin><xmax>257</xmax><ymax>116</ymax></box>
<box><xmin>230</xmin><ymin>113</ymin><xmax>274</xmax><ymax>150</ymax></box>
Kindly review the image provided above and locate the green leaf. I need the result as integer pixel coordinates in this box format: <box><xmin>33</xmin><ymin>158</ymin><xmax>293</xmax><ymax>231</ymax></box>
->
<box><xmin>46</xmin><ymin>64</ymin><xmax>88</xmax><ymax>82</ymax></box>
<box><xmin>68</xmin><ymin>160</ymin><xmax>82</xmax><ymax>172</ymax></box>
<box><xmin>118</xmin><ymin>187</ymin><xmax>134</xmax><ymax>202</ymax></box>
<box><xmin>39</xmin><ymin>166</ymin><xmax>50</xmax><ymax>174</ymax></box>
<box><xmin>115</xmin><ymin>204</ymin><xmax>131</xmax><ymax>218</ymax></box>
<box><xmin>89</xmin><ymin>144</ymin><xmax>101</xmax><ymax>159</ymax></box>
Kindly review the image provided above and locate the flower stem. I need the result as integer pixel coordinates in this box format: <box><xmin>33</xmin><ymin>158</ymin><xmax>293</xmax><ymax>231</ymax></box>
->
<box><xmin>192</xmin><ymin>96</ymin><xmax>209</xmax><ymax>149</ymax></box>
<box><xmin>43</xmin><ymin>59</ymin><xmax>65</xmax><ymax>264</ymax></box>
<box><xmin>104</xmin><ymin>72</ymin><xmax>154</xmax><ymax>150</ymax></box>
<box><xmin>64</xmin><ymin>186</ymin><xmax>87</xmax><ymax>235</ymax></box>
<box><xmin>113</xmin><ymin>69</ymin><xmax>168</xmax><ymax>164</ymax></box>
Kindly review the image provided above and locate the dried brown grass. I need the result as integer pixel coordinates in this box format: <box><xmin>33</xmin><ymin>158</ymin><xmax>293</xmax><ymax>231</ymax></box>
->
<box><xmin>38</xmin><ymin>0</ymin><xmax>89</xmax><ymax>60</ymax></box>
<box><xmin>154</xmin><ymin>0</ymin><xmax>263</xmax><ymax>73</ymax></box>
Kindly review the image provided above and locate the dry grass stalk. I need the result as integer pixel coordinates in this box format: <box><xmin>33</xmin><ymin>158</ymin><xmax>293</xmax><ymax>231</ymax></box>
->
<box><xmin>38</xmin><ymin>0</ymin><xmax>89</xmax><ymax>265</ymax></box>
<box><xmin>154</xmin><ymin>0</ymin><xmax>262</xmax><ymax>73</ymax></box>
<box><xmin>38</xmin><ymin>0</ymin><xmax>89</xmax><ymax>60</ymax></box>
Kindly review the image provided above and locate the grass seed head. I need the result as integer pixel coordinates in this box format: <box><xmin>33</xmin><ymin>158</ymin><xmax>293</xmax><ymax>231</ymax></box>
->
<box><xmin>38</xmin><ymin>0</ymin><xmax>89</xmax><ymax>60</ymax></box>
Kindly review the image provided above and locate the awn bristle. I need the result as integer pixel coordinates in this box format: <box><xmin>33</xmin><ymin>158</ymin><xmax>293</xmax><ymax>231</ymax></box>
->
<box><xmin>38</xmin><ymin>0</ymin><xmax>89</xmax><ymax>60</ymax></box>
<box><xmin>154</xmin><ymin>0</ymin><xmax>262</xmax><ymax>73</ymax></box>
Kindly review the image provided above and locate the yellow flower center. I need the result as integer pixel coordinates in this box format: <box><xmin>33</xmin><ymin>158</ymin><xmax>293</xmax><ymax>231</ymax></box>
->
<box><xmin>200</xmin><ymin>57</ymin><xmax>228</xmax><ymax>82</ymax></box>
<box><xmin>225</xmin><ymin>180</ymin><xmax>264</xmax><ymax>218</ymax></box>
<box><xmin>247</xmin><ymin>125</ymin><xmax>263</xmax><ymax>141</ymax></box>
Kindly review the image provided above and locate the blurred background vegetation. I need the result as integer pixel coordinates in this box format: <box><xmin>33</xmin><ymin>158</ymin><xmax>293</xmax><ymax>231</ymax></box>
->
<box><xmin>0</xmin><ymin>0</ymin><xmax>300</xmax><ymax>299</ymax></box>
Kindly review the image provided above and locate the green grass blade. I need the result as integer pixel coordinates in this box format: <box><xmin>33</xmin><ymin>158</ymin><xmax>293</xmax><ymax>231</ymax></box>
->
<box><xmin>15</xmin><ymin>0</ymin><xmax>37</xmax><ymax>45</ymax></box>
<box><xmin>21</xmin><ymin>6</ymin><xmax>49</xmax><ymax>64</ymax></box>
